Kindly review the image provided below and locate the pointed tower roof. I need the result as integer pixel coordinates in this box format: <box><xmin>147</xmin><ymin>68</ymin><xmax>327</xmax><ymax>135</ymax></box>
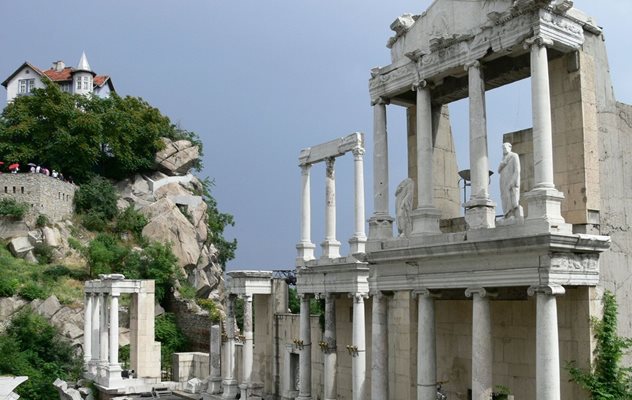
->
<box><xmin>74</xmin><ymin>51</ymin><xmax>96</xmax><ymax>76</ymax></box>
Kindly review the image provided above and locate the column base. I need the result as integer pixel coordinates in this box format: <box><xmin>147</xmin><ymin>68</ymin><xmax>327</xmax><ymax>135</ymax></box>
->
<box><xmin>207</xmin><ymin>377</ymin><xmax>223</xmax><ymax>394</ymax></box>
<box><xmin>222</xmin><ymin>379</ymin><xmax>239</xmax><ymax>399</ymax></box>
<box><xmin>297</xmin><ymin>396</ymin><xmax>313</xmax><ymax>400</ymax></box>
<box><xmin>349</xmin><ymin>235</ymin><xmax>367</xmax><ymax>255</ymax></box>
<box><xmin>296</xmin><ymin>242</ymin><xmax>315</xmax><ymax>267</ymax></box>
<box><xmin>464</xmin><ymin>199</ymin><xmax>496</xmax><ymax>230</ymax></box>
<box><xmin>524</xmin><ymin>187</ymin><xmax>571</xmax><ymax>233</ymax></box>
<box><xmin>411</xmin><ymin>207</ymin><xmax>441</xmax><ymax>235</ymax></box>
<box><xmin>85</xmin><ymin>360</ymin><xmax>98</xmax><ymax>379</ymax></box>
<box><xmin>368</xmin><ymin>214</ymin><xmax>393</xmax><ymax>239</ymax></box>
<box><xmin>321</xmin><ymin>239</ymin><xmax>341</xmax><ymax>259</ymax></box>
<box><xmin>104</xmin><ymin>364</ymin><xmax>123</xmax><ymax>388</ymax></box>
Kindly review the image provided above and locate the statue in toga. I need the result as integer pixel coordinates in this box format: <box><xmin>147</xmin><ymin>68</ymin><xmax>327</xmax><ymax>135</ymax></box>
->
<box><xmin>395</xmin><ymin>178</ymin><xmax>414</xmax><ymax>237</ymax></box>
<box><xmin>498</xmin><ymin>142</ymin><xmax>523</xmax><ymax>219</ymax></box>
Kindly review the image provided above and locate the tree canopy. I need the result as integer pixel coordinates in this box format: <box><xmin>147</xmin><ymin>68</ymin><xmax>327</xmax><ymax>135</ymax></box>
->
<box><xmin>0</xmin><ymin>79</ymin><xmax>197</xmax><ymax>183</ymax></box>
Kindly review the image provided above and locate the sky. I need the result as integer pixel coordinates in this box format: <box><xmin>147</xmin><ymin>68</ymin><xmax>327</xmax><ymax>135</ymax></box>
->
<box><xmin>1</xmin><ymin>1</ymin><xmax>631</xmax><ymax>271</ymax></box>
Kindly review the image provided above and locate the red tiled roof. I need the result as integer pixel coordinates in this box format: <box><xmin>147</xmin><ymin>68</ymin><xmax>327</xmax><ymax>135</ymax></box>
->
<box><xmin>94</xmin><ymin>75</ymin><xmax>109</xmax><ymax>87</ymax></box>
<box><xmin>42</xmin><ymin>67</ymin><xmax>73</xmax><ymax>82</ymax></box>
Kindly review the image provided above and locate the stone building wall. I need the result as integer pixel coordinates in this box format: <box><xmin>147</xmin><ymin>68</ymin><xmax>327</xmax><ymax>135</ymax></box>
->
<box><xmin>164</xmin><ymin>293</ymin><xmax>210</xmax><ymax>353</ymax></box>
<box><xmin>0</xmin><ymin>173</ymin><xmax>75</xmax><ymax>221</ymax></box>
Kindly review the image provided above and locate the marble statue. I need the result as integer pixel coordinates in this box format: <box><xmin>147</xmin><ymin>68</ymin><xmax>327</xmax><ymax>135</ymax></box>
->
<box><xmin>395</xmin><ymin>178</ymin><xmax>414</xmax><ymax>237</ymax></box>
<box><xmin>498</xmin><ymin>142</ymin><xmax>522</xmax><ymax>218</ymax></box>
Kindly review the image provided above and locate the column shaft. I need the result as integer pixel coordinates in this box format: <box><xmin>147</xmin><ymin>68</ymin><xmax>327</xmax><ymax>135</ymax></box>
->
<box><xmin>373</xmin><ymin>100</ymin><xmax>389</xmax><ymax>215</ymax></box>
<box><xmin>530</xmin><ymin>40</ymin><xmax>555</xmax><ymax>189</ymax></box>
<box><xmin>208</xmin><ymin>324</ymin><xmax>222</xmax><ymax>394</ymax></box>
<box><xmin>109</xmin><ymin>294</ymin><xmax>119</xmax><ymax>366</ymax></box>
<box><xmin>352</xmin><ymin>294</ymin><xmax>367</xmax><ymax>400</ymax></box>
<box><xmin>323</xmin><ymin>294</ymin><xmax>337</xmax><ymax>400</ymax></box>
<box><xmin>350</xmin><ymin>147</ymin><xmax>367</xmax><ymax>254</ymax></box>
<box><xmin>467</xmin><ymin>61</ymin><xmax>490</xmax><ymax>201</ymax></box>
<box><xmin>242</xmin><ymin>294</ymin><xmax>254</xmax><ymax>385</ymax></box>
<box><xmin>99</xmin><ymin>294</ymin><xmax>109</xmax><ymax>366</ymax></box>
<box><xmin>467</xmin><ymin>288</ymin><xmax>493</xmax><ymax>400</ymax></box>
<box><xmin>417</xmin><ymin>290</ymin><xmax>437</xmax><ymax>400</ymax></box>
<box><xmin>416</xmin><ymin>84</ymin><xmax>433</xmax><ymax>208</ymax></box>
<box><xmin>298</xmin><ymin>295</ymin><xmax>312</xmax><ymax>400</ymax></box>
<box><xmin>529</xmin><ymin>285</ymin><xmax>564</xmax><ymax>400</ymax></box>
<box><xmin>371</xmin><ymin>292</ymin><xmax>388</xmax><ymax>400</ymax></box>
<box><xmin>297</xmin><ymin>164</ymin><xmax>315</xmax><ymax>264</ymax></box>
<box><xmin>91</xmin><ymin>293</ymin><xmax>100</xmax><ymax>369</ymax></box>
<box><xmin>83</xmin><ymin>294</ymin><xmax>93</xmax><ymax>365</ymax></box>
<box><xmin>322</xmin><ymin>158</ymin><xmax>340</xmax><ymax>258</ymax></box>
<box><xmin>223</xmin><ymin>295</ymin><xmax>239</xmax><ymax>398</ymax></box>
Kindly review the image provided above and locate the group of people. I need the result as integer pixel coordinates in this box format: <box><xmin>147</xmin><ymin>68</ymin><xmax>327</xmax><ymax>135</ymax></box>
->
<box><xmin>1</xmin><ymin>162</ymin><xmax>74</xmax><ymax>184</ymax></box>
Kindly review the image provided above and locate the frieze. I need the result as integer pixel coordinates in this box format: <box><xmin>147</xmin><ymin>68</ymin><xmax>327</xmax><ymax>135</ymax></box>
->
<box><xmin>550</xmin><ymin>253</ymin><xmax>599</xmax><ymax>271</ymax></box>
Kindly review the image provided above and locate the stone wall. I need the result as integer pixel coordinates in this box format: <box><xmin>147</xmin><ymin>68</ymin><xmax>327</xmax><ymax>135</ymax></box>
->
<box><xmin>0</xmin><ymin>173</ymin><xmax>76</xmax><ymax>221</ymax></box>
<box><xmin>164</xmin><ymin>292</ymin><xmax>211</xmax><ymax>353</ymax></box>
<box><xmin>172</xmin><ymin>352</ymin><xmax>209</xmax><ymax>382</ymax></box>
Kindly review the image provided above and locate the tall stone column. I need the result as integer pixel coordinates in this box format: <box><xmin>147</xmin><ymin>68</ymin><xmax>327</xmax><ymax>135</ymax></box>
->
<box><xmin>322</xmin><ymin>158</ymin><xmax>341</xmax><ymax>258</ymax></box>
<box><xmin>349</xmin><ymin>147</ymin><xmax>367</xmax><ymax>254</ymax></box>
<box><xmin>222</xmin><ymin>295</ymin><xmax>239</xmax><ymax>398</ymax></box>
<box><xmin>369</xmin><ymin>97</ymin><xmax>393</xmax><ymax>239</ymax></box>
<box><xmin>411</xmin><ymin>82</ymin><xmax>441</xmax><ymax>235</ymax></box>
<box><xmin>99</xmin><ymin>293</ymin><xmax>109</xmax><ymax>377</ymax></box>
<box><xmin>208</xmin><ymin>324</ymin><xmax>223</xmax><ymax>394</ymax></box>
<box><xmin>297</xmin><ymin>294</ymin><xmax>312</xmax><ymax>400</ymax></box>
<box><xmin>297</xmin><ymin>163</ymin><xmax>315</xmax><ymax>265</ymax></box>
<box><xmin>350</xmin><ymin>293</ymin><xmax>367</xmax><ymax>400</ymax></box>
<box><xmin>416</xmin><ymin>289</ymin><xmax>437</xmax><ymax>400</ymax></box>
<box><xmin>464</xmin><ymin>61</ymin><xmax>495</xmax><ymax>229</ymax></box>
<box><xmin>106</xmin><ymin>293</ymin><xmax>122</xmax><ymax>385</ymax></box>
<box><xmin>90</xmin><ymin>291</ymin><xmax>100</xmax><ymax>376</ymax></box>
<box><xmin>466</xmin><ymin>288</ymin><xmax>495</xmax><ymax>400</ymax></box>
<box><xmin>323</xmin><ymin>294</ymin><xmax>337</xmax><ymax>400</ymax></box>
<box><xmin>524</xmin><ymin>36</ymin><xmax>566</xmax><ymax>228</ymax></box>
<box><xmin>528</xmin><ymin>285</ymin><xmax>565</xmax><ymax>400</ymax></box>
<box><xmin>242</xmin><ymin>294</ymin><xmax>254</xmax><ymax>386</ymax></box>
<box><xmin>83</xmin><ymin>293</ymin><xmax>93</xmax><ymax>368</ymax></box>
<box><xmin>371</xmin><ymin>291</ymin><xmax>388</xmax><ymax>400</ymax></box>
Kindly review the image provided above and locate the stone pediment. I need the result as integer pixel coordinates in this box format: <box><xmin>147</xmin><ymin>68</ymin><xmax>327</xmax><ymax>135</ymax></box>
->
<box><xmin>389</xmin><ymin>0</ymin><xmax>514</xmax><ymax>60</ymax></box>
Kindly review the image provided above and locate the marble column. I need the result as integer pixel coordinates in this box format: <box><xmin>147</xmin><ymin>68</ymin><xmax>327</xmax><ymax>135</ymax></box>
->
<box><xmin>222</xmin><ymin>295</ymin><xmax>239</xmax><ymax>398</ymax></box>
<box><xmin>349</xmin><ymin>147</ymin><xmax>367</xmax><ymax>254</ymax></box>
<box><xmin>323</xmin><ymin>294</ymin><xmax>337</xmax><ymax>400</ymax></box>
<box><xmin>466</xmin><ymin>288</ymin><xmax>494</xmax><ymax>400</ymax></box>
<box><xmin>322</xmin><ymin>158</ymin><xmax>341</xmax><ymax>258</ymax></box>
<box><xmin>524</xmin><ymin>36</ymin><xmax>566</xmax><ymax>228</ymax></box>
<box><xmin>350</xmin><ymin>293</ymin><xmax>367</xmax><ymax>400</ymax></box>
<box><xmin>297</xmin><ymin>163</ymin><xmax>315</xmax><ymax>265</ymax></box>
<box><xmin>109</xmin><ymin>294</ymin><xmax>120</xmax><ymax>367</ymax></box>
<box><xmin>464</xmin><ymin>61</ymin><xmax>495</xmax><ymax>229</ymax></box>
<box><xmin>369</xmin><ymin>97</ymin><xmax>393</xmax><ymax>239</ymax></box>
<box><xmin>208</xmin><ymin>324</ymin><xmax>223</xmax><ymax>394</ymax></box>
<box><xmin>83</xmin><ymin>293</ymin><xmax>93</xmax><ymax>368</ymax></box>
<box><xmin>297</xmin><ymin>294</ymin><xmax>312</xmax><ymax>400</ymax></box>
<box><xmin>242</xmin><ymin>294</ymin><xmax>254</xmax><ymax>386</ymax></box>
<box><xmin>528</xmin><ymin>285</ymin><xmax>565</xmax><ymax>400</ymax></box>
<box><xmin>99</xmin><ymin>294</ymin><xmax>109</xmax><ymax>368</ymax></box>
<box><xmin>416</xmin><ymin>289</ymin><xmax>437</xmax><ymax>400</ymax></box>
<box><xmin>371</xmin><ymin>291</ymin><xmax>388</xmax><ymax>400</ymax></box>
<box><xmin>411</xmin><ymin>82</ymin><xmax>441</xmax><ymax>235</ymax></box>
<box><xmin>90</xmin><ymin>292</ymin><xmax>101</xmax><ymax>376</ymax></box>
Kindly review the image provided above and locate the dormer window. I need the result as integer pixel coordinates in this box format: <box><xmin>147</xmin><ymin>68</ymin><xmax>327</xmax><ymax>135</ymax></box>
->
<box><xmin>18</xmin><ymin>78</ymin><xmax>35</xmax><ymax>94</ymax></box>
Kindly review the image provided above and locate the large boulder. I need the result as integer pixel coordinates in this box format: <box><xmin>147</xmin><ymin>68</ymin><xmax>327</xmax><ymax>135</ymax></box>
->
<box><xmin>8</xmin><ymin>236</ymin><xmax>33</xmax><ymax>257</ymax></box>
<box><xmin>155</xmin><ymin>138</ymin><xmax>200</xmax><ymax>175</ymax></box>
<box><xmin>142</xmin><ymin>206</ymin><xmax>201</xmax><ymax>270</ymax></box>
<box><xmin>32</xmin><ymin>295</ymin><xmax>62</xmax><ymax>319</ymax></box>
<box><xmin>42</xmin><ymin>226</ymin><xmax>62</xmax><ymax>248</ymax></box>
<box><xmin>0</xmin><ymin>218</ymin><xmax>29</xmax><ymax>240</ymax></box>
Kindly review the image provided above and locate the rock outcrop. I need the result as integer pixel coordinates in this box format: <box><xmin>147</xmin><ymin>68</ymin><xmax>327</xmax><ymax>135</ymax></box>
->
<box><xmin>155</xmin><ymin>138</ymin><xmax>200</xmax><ymax>175</ymax></box>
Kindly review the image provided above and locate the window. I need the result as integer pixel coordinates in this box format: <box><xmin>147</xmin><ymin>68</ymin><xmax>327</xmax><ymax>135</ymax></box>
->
<box><xmin>18</xmin><ymin>78</ymin><xmax>35</xmax><ymax>94</ymax></box>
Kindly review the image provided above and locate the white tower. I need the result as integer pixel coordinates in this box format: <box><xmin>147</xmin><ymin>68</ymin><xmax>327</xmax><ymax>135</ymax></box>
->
<box><xmin>72</xmin><ymin>51</ymin><xmax>96</xmax><ymax>96</ymax></box>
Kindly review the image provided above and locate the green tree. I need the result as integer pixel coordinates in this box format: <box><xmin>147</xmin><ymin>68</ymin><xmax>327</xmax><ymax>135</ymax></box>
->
<box><xmin>567</xmin><ymin>291</ymin><xmax>632</xmax><ymax>399</ymax></box>
<box><xmin>0</xmin><ymin>80</ymin><xmax>194</xmax><ymax>183</ymax></box>
<box><xmin>199</xmin><ymin>177</ymin><xmax>236</xmax><ymax>268</ymax></box>
<box><xmin>0</xmin><ymin>309</ymin><xmax>82</xmax><ymax>400</ymax></box>
<box><xmin>74</xmin><ymin>175</ymin><xmax>119</xmax><ymax>219</ymax></box>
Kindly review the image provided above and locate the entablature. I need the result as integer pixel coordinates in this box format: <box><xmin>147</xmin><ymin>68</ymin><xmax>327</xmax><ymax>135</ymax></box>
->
<box><xmin>297</xmin><ymin>262</ymin><xmax>369</xmax><ymax>295</ymax></box>
<box><xmin>226</xmin><ymin>270</ymin><xmax>273</xmax><ymax>295</ymax></box>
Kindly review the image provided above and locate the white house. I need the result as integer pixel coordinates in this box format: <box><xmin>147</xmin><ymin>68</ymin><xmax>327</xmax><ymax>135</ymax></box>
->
<box><xmin>1</xmin><ymin>52</ymin><xmax>114</xmax><ymax>103</ymax></box>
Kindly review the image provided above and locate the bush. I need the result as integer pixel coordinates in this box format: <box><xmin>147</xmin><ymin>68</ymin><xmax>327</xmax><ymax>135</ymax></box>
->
<box><xmin>33</xmin><ymin>243</ymin><xmax>54</xmax><ymax>264</ymax></box>
<box><xmin>18</xmin><ymin>282</ymin><xmax>48</xmax><ymax>301</ymax></box>
<box><xmin>74</xmin><ymin>176</ymin><xmax>118</xmax><ymax>220</ymax></box>
<box><xmin>0</xmin><ymin>198</ymin><xmax>29</xmax><ymax>219</ymax></box>
<box><xmin>115</xmin><ymin>206</ymin><xmax>147</xmax><ymax>240</ymax></box>
<box><xmin>0</xmin><ymin>309</ymin><xmax>82</xmax><ymax>400</ymax></box>
<box><xmin>155</xmin><ymin>313</ymin><xmax>187</xmax><ymax>376</ymax></box>
<box><xmin>67</xmin><ymin>237</ymin><xmax>83</xmax><ymax>251</ymax></box>
<box><xmin>35</xmin><ymin>214</ymin><xmax>49</xmax><ymax>227</ymax></box>
<box><xmin>197</xmin><ymin>298</ymin><xmax>222</xmax><ymax>323</ymax></box>
<box><xmin>86</xmin><ymin>233</ymin><xmax>128</xmax><ymax>277</ymax></box>
<box><xmin>81</xmin><ymin>210</ymin><xmax>108</xmax><ymax>232</ymax></box>
<box><xmin>0</xmin><ymin>277</ymin><xmax>18</xmax><ymax>297</ymax></box>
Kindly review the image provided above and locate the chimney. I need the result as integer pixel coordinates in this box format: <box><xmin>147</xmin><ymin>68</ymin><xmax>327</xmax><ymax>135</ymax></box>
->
<box><xmin>52</xmin><ymin>61</ymin><xmax>65</xmax><ymax>72</ymax></box>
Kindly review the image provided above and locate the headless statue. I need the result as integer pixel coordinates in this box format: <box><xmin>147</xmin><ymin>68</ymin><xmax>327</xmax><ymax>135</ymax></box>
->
<box><xmin>395</xmin><ymin>178</ymin><xmax>414</xmax><ymax>237</ymax></box>
<box><xmin>498</xmin><ymin>142</ymin><xmax>523</xmax><ymax>219</ymax></box>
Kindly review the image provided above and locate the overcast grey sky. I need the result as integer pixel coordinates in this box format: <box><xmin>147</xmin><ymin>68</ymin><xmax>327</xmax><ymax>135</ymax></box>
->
<box><xmin>1</xmin><ymin>1</ymin><xmax>631</xmax><ymax>270</ymax></box>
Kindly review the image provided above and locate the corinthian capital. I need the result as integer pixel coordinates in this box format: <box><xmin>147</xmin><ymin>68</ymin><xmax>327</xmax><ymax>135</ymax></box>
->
<box><xmin>524</xmin><ymin>35</ymin><xmax>554</xmax><ymax>49</ymax></box>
